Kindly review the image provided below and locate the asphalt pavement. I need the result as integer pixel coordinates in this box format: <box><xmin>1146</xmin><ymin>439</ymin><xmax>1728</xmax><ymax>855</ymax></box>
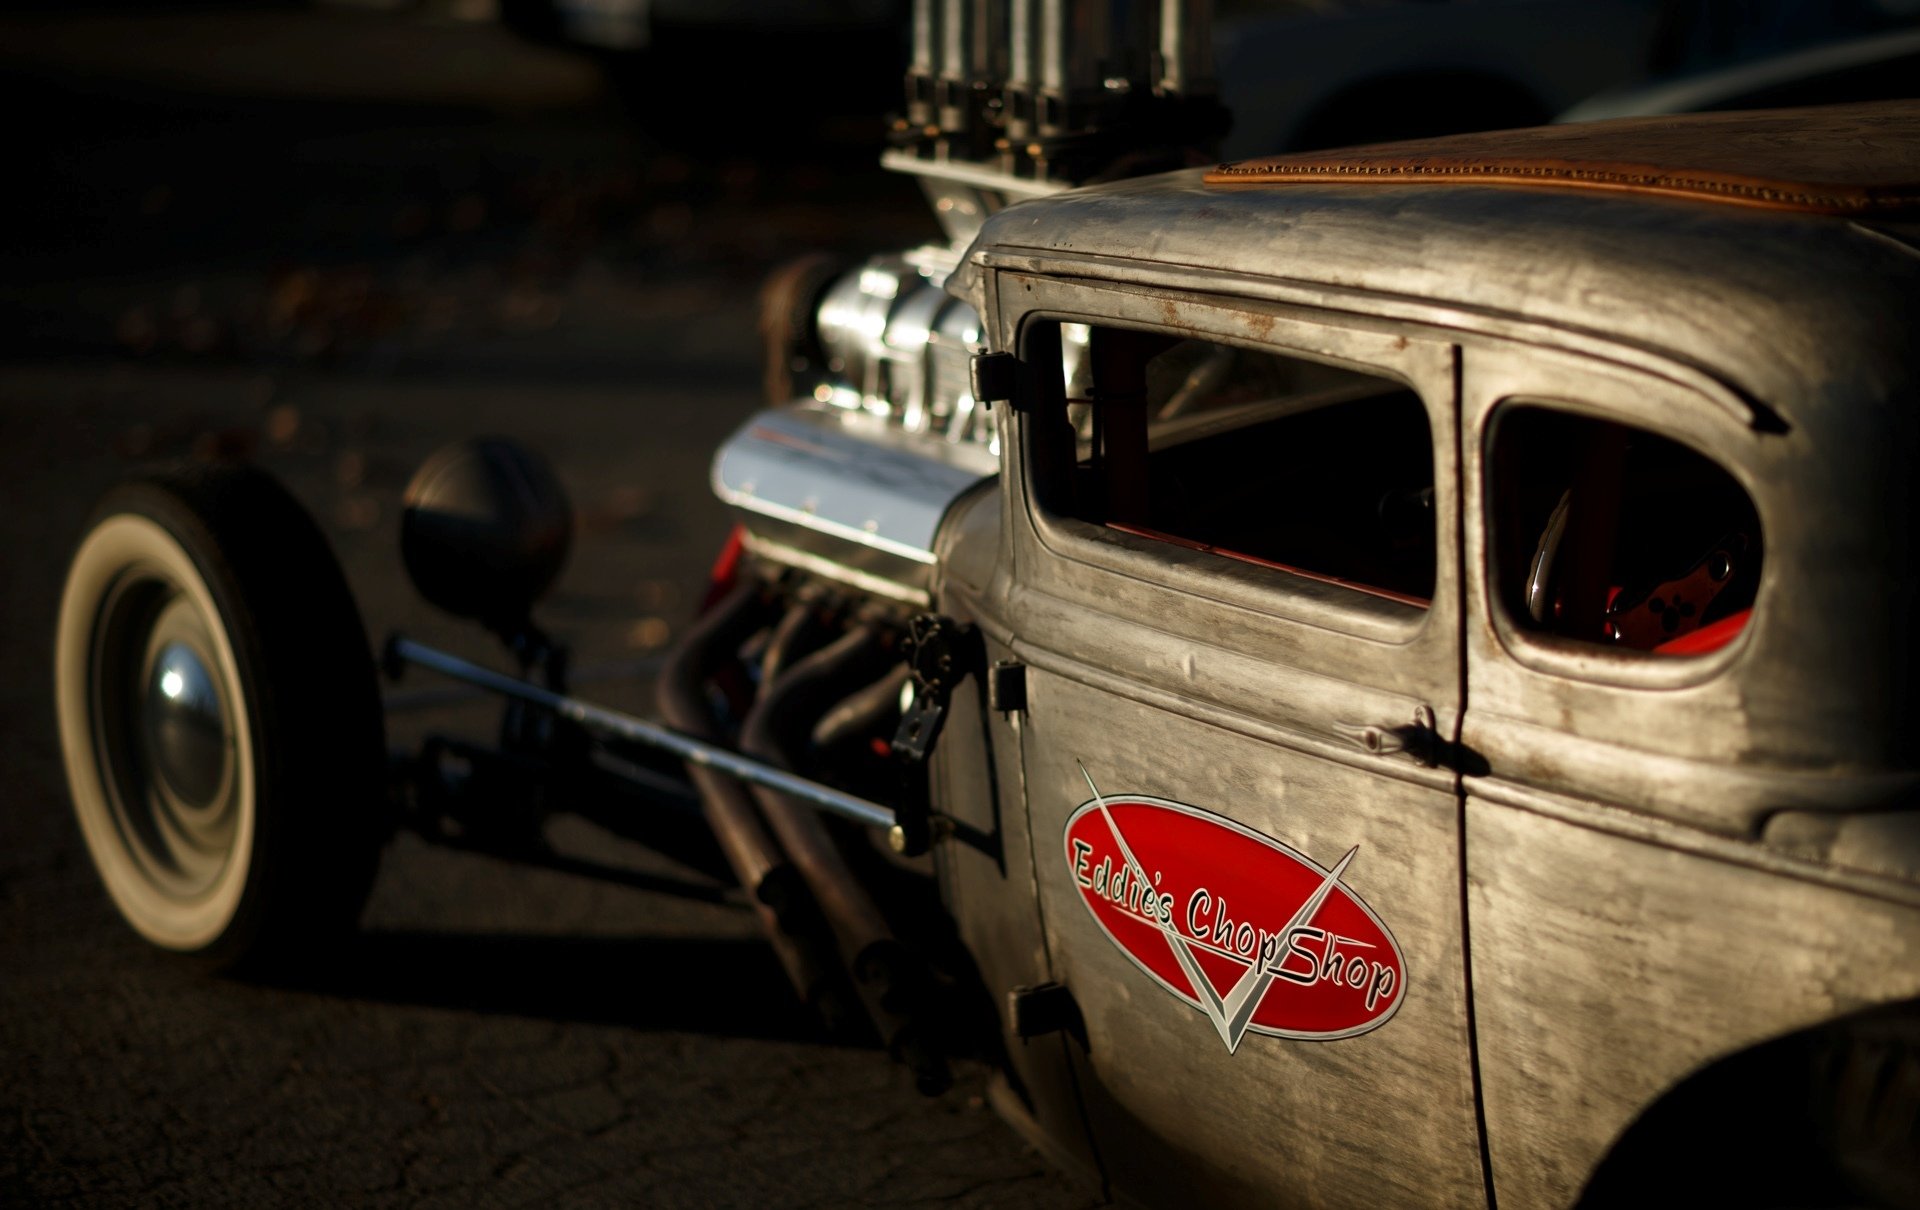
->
<box><xmin>0</xmin><ymin>8</ymin><xmax>1098</xmax><ymax>1206</ymax></box>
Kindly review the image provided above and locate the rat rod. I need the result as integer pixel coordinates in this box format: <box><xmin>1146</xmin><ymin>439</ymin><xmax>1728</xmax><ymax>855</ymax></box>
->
<box><xmin>48</xmin><ymin>2</ymin><xmax>1920</xmax><ymax>1205</ymax></box>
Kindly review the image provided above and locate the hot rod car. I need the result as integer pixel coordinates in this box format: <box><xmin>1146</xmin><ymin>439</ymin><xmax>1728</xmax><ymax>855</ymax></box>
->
<box><xmin>48</xmin><ymin>2</ymin><xmax>1920</xmax><ymax>1205</ymax></box>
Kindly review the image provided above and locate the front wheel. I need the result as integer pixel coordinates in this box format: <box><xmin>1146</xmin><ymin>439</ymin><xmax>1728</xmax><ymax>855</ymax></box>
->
<box><xmin>54</xmin><ymin>464</ymin><xmax>389</xmax><ymax>969</ymax></box>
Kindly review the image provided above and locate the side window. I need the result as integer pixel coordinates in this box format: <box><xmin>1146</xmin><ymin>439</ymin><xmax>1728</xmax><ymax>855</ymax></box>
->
<box><xmin>1029</xmin><ymin>322</ymin><xmax>1436</xmax><ymax>607</ymax></box>
<box><xmin>1488</xmin><ymin>404</ymin><xmax>1762</xmax><ymax>657</ymax></box>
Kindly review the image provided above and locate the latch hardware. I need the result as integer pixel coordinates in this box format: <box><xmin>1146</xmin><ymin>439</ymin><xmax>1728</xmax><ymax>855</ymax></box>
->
<box><xmin>892</xmin><ymin>614</ymin><xmax>969</xmax><ymax>764</ymax></box>
<box><xmin>889</xmin><ymin>614</ymin><xmax>977</xmax><ymax>856</ymax></box>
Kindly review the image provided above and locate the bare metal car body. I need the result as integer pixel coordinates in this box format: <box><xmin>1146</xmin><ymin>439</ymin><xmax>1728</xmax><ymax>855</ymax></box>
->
<box><xmin>712</xmin><ymin>106</ymin><xmax>1920</xmax><ymax>1206</ymax></box>
<box><xmin>50</xmin><ymin>33</ymin><xmax>1920</xmax><ymax>1207</ymax></box>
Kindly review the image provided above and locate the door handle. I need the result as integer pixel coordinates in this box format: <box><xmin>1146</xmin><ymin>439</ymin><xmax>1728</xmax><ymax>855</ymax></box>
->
<box><xmin>1334</xmin><ymin>705</ymin><xmax>1439</xmax><ymax>767</ymax></box>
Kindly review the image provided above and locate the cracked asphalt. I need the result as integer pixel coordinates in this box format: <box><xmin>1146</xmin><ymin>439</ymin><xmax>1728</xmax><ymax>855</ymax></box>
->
<box><xmin>0</xmin><ymin>8</ymin><xmax>1099</xmax><ymax>1207</ymax></box>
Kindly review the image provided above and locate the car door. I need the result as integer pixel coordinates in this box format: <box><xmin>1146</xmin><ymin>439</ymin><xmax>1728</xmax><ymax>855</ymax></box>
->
<box><xmin>993</xmin><ymin>274</ymin><xmax>1485</xmax><ymax>1209</ymax></box>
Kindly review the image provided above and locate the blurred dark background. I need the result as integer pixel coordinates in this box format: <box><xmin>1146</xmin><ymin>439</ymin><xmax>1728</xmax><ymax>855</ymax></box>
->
<box><xmin>1</xmin><ymin>0</ymin><xmax>1913</xmax><ymax>1205</ymax></box>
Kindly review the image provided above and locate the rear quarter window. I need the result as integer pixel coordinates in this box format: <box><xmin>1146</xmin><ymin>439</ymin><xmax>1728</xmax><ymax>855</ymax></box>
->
<box><xmin>1488</xmin><ymin>404</ymin><xmax>1762</xmax><ymax>658</ymax></box>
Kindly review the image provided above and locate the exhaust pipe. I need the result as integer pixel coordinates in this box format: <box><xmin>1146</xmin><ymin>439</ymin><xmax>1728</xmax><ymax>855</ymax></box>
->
<box><xmin>652</xmin><ymin>585</ymin><xmax>843</xmax><ymax>1014</ymax></box>
<box><xmin>656</xmin><ymin>584</ymin><xmax>797</xmax><ymax>907</ymax></box>
<box><xmin>812</xmin><ymin>665</ymin><xmax>910</xmax><ymax>755</ymax></box>
<box><xmin>741</xmin><ymin>616</ymin><xmax>950</xmax><ymax>1094</ymax></box>
<box><xmin>386</xmin><ymin>589</ymin><xmax>947</xmax><ymax>1087</ymax></box>
<box><xmin>743</xmin><ymin>621</ymin><xmax>900</xmax><ymax>965</ymax></box>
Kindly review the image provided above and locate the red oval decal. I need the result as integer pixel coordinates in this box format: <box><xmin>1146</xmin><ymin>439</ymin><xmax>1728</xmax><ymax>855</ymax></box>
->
<box><xmin>1064</xmin><ymin>790</ymin><xmax>1406</xmax><ymax>1049</ymax></box>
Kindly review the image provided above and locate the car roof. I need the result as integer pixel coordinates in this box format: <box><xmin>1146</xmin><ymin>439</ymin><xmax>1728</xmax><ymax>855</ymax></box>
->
<box><xmin>1205</xmin><ymin>101</ymin><xmax>1920</xmax><ymax>215</ymax></box>
<box><xmin>960</xmin><ymin>103</ymin><xmax>1920</xmax><ymax>425</ymax></box>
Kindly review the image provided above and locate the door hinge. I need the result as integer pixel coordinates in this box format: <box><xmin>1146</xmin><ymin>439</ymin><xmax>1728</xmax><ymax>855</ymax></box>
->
<box><xmin>988</xmin><ymin>661</ymin><xmax>1027</xmax><ymax>714</ymax></box>
<box><xmin>970</xmin><ymin>351</ymin><xmax>1018</xmax><ymax>404</ymax></box>
<box><xmin>1008</xmin><ymin>981</ymin><xmax>1085</xmax><ymax>1048</ymax></box>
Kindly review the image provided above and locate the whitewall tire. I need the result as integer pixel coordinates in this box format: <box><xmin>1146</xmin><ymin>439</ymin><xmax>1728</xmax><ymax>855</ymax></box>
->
<box><xmin>54</xmin><ymin>466</ymin><xmax>388</xmax><ymax>969</ymax></box>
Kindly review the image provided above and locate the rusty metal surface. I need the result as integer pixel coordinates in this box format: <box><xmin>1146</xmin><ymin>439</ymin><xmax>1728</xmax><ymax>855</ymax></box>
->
<box><xmin>940</xmin><ymin>280</ymin><xmax>1482</xmax><ymax>1208</ymax></box>
<box><xmin>1467</xmin><ymin>785</ymin><xmax>1920</xmax><ymax>1209</ymax></box>
<box><xmin>1205</xmin><ymin>101</ymin><xmax>1920</xmax><ymax>215</ymax></box>
<box><xmin>19</xmin><ymin>7</ymin><xmax>1920</xmax><ymax>1207</ymax></box>
<box><xmin>922</xmin><ymin>132</ymin><xmax>1920</xmax><ymax>1206</ymax></box>
<box><xmin>953</xmin><ymin>166</ymin><xmax>1920</xmax><ymax>422</ymax></box>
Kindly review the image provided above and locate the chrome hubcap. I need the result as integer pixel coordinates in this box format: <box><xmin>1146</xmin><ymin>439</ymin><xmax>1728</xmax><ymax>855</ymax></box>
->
<box><xmin>91</xmin><ymin>581</ymin><xmax>241</xmax><ymax>898</ymax></box>
<box><xmin>142</xmin><ymin>640</ymin><xmax>228</xmax><ymax>810</ymax></box>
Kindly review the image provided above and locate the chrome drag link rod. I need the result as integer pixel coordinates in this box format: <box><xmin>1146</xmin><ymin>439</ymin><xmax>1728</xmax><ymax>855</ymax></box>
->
<box><xmin>384</xmin><ymin>635</ymin><xmax>898</xmax><ymax>831</ymax></box>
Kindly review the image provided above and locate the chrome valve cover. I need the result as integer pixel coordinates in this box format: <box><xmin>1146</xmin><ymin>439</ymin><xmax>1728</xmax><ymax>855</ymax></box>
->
<box><xmin>712</xmin><ymin>403</ymin><xmax>996</xmax><ymax>604</ymax></box>
<box><xmin>713</xmin><ymin>245</ymin><xmax>997</xmax><ymax>603</ymax></box>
